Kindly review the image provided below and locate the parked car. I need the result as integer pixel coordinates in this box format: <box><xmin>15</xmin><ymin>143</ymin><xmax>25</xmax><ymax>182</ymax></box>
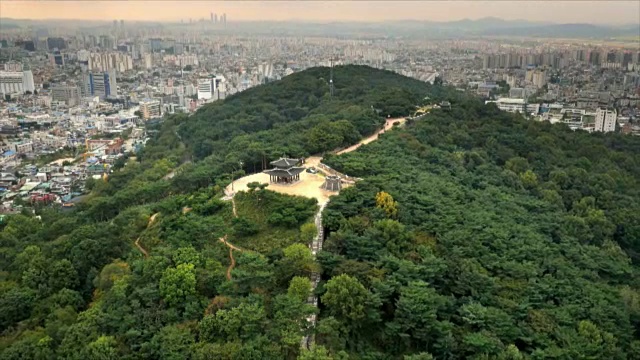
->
<box><xmin>306</xmin><ymin>167</ymin><xmax>318</xmax><ymax>174</ymax></box>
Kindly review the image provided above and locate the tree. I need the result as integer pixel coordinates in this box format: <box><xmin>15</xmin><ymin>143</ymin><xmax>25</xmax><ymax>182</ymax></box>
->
<box><xmin>519</xmin><ymin>169</ymin><xmax>538</xmax><ymax>189</ymax></box>
<box><xmin>230</xmin><ymin>252</ymin><xmax>275</xmax><ymax>294</ymax></box>
<box><xmin>199</xmin><ymin>302</ymin><xmax>266</xmax><ymax>341</ymax></box>
<box><xmin>288</xmin><ymin>276</ymin><xmax>312</xmax><ymax>302</ymax></box>
<box><xmin>173</xmin><ymin>247</ymin><xmax>201</xmax><ymax>266</ymax></box>
<box><xmin>0</xmin><ymin>287</ymin><xmax>36</xmax><ymax>330</ymax></box>
<box><xmin>149</xmin><ymin>325</ymin><xmax>195</xmax><ymax>360</ymax></box>
<box><xmin>505</xmin><ymin>157</ymin><xmax>529</xmax><ymax>174</ymax></box>
<box><xmin>247</xmin><ymin>181</ymin><xmax>268</xmax><ymax>193</ymax></box>
<box><xmin>85</xmin><ymin>336</ymin><xmax>118</xmax><ymax>360</ymax></box>
<box><xmin>404</xmin><ymin>354</ymin><xmax>434</xmax><ymax>360</ymax></box>
<box><xmin>375</xmin><ymin>191</ymin><xmax>398</xmax><ymax>218</ymax></box>
<box><xmin>232</xmin><ymin>216</ymin><xmax>259</xmax><ymax>237</ymax></box>
<box><xmin>183</xmin><ymin>65</ymin><xmax>193</xmax><ymax>72</ymax></box>
<box><xmin>321</xmin><ymin>274</ymin><xmax>376</xmax><ymax>324</ymax></box>
<box><xmin>94</xmin><ymin>260</ymin><xmax>130</xmax><ymax>293</ymax></box>
<box><xmin>298</xmin><ymin>345</ymin><xmax>334</xmax><ymax>360</ymax></box>
<box><xmin>389</xmin><ymin>281</ymin><xmax>448</xmax><ymax>346</ymax></box>
<box><xmin>48</xmin><ymin>259</ymin><xmax>79</xmax><ymax>292</ymax></box>
<box><xmin>497</xmin><ymin>345</ymin><xmax>524</xmax><ymax>360</ymax></box>
<box><xmin>280</xmin><ymin>243</ymin><xmax>316</xmax><ymax>277</ymax></box>
<box><xmin>300</xmin><ymin>222</ymin><xmax>317</xmax><ymax>243</ymax></box>
<box><xmin>159</xmin><ymin>263</ymin><xmax>197</xmax><ymax>308</ymax></box>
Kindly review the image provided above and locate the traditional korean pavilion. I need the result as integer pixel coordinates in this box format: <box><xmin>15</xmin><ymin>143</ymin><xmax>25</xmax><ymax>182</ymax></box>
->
<box><xmin>264</xmin><ymin>157</ymin><xmax>305</xmax><ymax>184</ymax></box>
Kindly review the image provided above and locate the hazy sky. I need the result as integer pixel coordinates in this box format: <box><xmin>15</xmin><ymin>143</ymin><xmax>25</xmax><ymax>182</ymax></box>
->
<box><xmin>1</xmin><ymin>1</ymin><xmax>639</xmax><ymax>25</ymax></box>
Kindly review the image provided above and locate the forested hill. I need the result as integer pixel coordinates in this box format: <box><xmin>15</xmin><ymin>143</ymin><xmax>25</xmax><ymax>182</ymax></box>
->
<box><xmin>320</xmin><ymin>101</ymin><xmax>640</xmax><ymax>358</ymax></box>
<box><xmin>1</xmin><ymin>64</ymin><xmax>639</xmax><ymax>359</ymax></box>
<box><xmin>0</xmin><ymin>66</ymin><xmax>458</xmax><ymax>359</ymax></box>
<box><xmin>178</xmin><ymin>65</ymin><xmax>453</xmax><ymax>161</ymax></box>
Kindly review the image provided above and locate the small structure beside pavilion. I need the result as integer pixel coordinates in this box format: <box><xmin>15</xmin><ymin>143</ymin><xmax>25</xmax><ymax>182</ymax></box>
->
<box><xmin>322</xmin><ymin>175</ymin><xmax>342</xmax><ymax>192</ymax></box>
<box><xmin>264</xmin><ymin>157</ymin><xmax>305</xmax><ymax>184</ymax></box>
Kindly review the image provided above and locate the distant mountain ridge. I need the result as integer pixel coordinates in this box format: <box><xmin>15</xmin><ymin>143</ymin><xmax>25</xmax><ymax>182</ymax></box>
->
<box><xmin>1</xmin><ymin>16</ymin><xmax>638</xmax><ymax>39</ymax></box>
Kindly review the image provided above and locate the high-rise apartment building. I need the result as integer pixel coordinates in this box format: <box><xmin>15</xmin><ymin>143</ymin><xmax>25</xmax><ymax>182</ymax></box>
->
<box><xmin>88</xmin><ymin>52</ymin><xmax>133</xmax><ymax>72</ymax></box>
<box><xmin>178</xmin><ymin>54</ymin><xmax>198</xmax><ymax>68</ymax></box>
<box><xmin>51</xmin><ymin>85</ymin><xmax>81</xmax><ymax>106</ymax></box>
<box><xmin>47</xmin><ymin>37</ymin><xmax>66</xmax><ymax>50</ymax></box>
<box><xmin>99</xmin><ymin>35</ymin><xmax>115</xmax><ymax>50</ymax></box>
<box><xmin>144</xmin><ymin>53</ymin><xmax>153</xmax><ymax>69</ymax></box>
<box><xmin>197</xmin><ymin>76</ymin><xmax>224</xmax><ymax>100</ymax></box>
<box><xmin>138</xmin><ymin>98</ymin><xmax>162</xmax><ymax>120</ymax></box>
<box><xmin>594</xmin><ymin>108</ymin><xmax>617</xmax><ymax>133</ymax></box>
<box><xmin>532</xmin><ymin>70</ymin><xmax>547</xmax><ymax>89</ymax></box>
<box><xmin>52</xmin><ymin>50</ymin><xmax>65</xmax><ymax>66</ymax></box>
<box><xmin>82</xmin><ymin>70</ymin><xmax>117</xmax><ymax>99</ymax></box>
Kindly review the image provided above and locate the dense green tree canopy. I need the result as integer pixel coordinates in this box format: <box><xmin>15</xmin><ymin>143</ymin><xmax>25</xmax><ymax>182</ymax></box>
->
<box><xmin>1</xmin><ymin>65</ymin><xmax>639</xmax><ymax>359</ymax></box>
<box><xmin>318</xmin><ymin>99</ymin><xmax>640</xmax><ymax>358</ymax></box>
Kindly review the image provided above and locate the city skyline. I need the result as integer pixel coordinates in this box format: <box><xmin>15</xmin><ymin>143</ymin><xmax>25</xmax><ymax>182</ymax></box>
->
<box><xmin>1</xmin><ymin>1</ymin><xmax>639</xmax><ymax>25</ymax></box>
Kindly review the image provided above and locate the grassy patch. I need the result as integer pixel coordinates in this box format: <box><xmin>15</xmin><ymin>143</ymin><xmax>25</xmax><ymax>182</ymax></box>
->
<box><xmin>231</xmin><ymin>190</ymin><xmax>317</xmax><ymax>254</ymax></box>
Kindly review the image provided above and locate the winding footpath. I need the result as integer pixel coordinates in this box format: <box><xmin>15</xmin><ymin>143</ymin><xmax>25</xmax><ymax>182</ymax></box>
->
<box><xmin>219</xmin><ymin>193</ymin><xmax>242</xmax><ymax>280</ymax></box>
<box><xmin>134</xmin><ymin>213</ymin><xmax>158</xmax><ymax>258</ymax></box>
<box><xmin>336</xmin><ymin>117</ymin><xmax>406</xmax><ymax>155</ymax></box>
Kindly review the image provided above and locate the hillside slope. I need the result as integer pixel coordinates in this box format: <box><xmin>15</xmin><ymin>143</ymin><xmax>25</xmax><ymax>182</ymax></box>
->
<box><xmin>320</xmin><ymin>100</ymin><xmax>640</xmax><ymax>358</ymax></box>
<box><xmin>2</xmin><ymin>65</ymin><xmax>638</xmax><ymax>359</ymax></box>
<box><xmin>0</xmin><ymin>66</ymin><xmax>452</xmax><ymax>359</ymax></box>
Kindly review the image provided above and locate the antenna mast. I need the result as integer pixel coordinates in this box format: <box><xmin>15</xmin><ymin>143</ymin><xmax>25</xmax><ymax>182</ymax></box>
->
<box><xmin>329</xmin><ymin>57</ymin><xmax>334</xmax><ymax>97</ymax></box>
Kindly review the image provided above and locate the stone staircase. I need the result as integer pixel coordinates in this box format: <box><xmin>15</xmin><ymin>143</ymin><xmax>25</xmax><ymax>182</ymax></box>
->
<box><xmin>301</xmin><ymin>202</ymin><xmax>327</xmax><ymax>350</ymax></box>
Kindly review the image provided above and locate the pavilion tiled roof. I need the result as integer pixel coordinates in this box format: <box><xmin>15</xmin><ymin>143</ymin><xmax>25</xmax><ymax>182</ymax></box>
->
<box><xmin>270</xmin><ymin>158</ymin><xmax>299</xmax><ymax>168</ymax></box>
<box><xmin>264</xmin><ymin>167</ymin><xmax>305</xmax><ymax>178</ymax></box>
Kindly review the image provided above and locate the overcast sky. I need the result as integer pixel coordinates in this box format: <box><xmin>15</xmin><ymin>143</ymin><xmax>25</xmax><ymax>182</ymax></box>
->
<box><xmin>2</xmin><ymin>1</ymin><xmax>639</xmax><ymax>25</ymax></box>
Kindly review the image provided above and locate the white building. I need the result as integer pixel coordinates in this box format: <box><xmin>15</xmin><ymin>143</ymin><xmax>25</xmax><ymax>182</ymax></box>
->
<box><xmin>77</xmin><ymin>50</ymin><xmax>90</xmax><ymax>62</ymax></box>
<box><xmin>198</xmin><ymin>76</ymin><xmax>225</xmax><ymax>100</ymax></box>
<box><xmin>0</xmin><ymin>70</ymin><xmax>35</xmax><ymax>95</ymax></box>
<box><xmin>35</xmin><ymin>96</ymin><xmax>52</xmax><ymax>108</ymax></box>
<box><xmin>594</xmin><ymin>108</ymin><xmax>617</xmax><ymax>133</ymax></box>
<box><xmin>184</xmin><ymin>84</ymin><xmax>197</xmax><ymax>97</ymax></box>
<box><xmin>32</xmin><ymin>132</ymin><xmax>66</xmax><ymax>148</ymax></box>
<box><xmin>22</xmin><ymin>70</ymin><xmax>35</xmax><ymax>93</ymax></box>
<box><xmin>3</xmin><ymin>61</ymin><xmax>23</xmax><ymax>72</ymax></box>
<box><xmin>0</xmin><ymin>71</ymin><xmax>24</xmax><ymax>95</ymax></box>
<box><xmin>486</xmin><ymin>98</ymin><xmax>528</xmax><ymax>114</ymax></box>
<box><xmin>197</xmin><ymin>78</ymin><xmax>214</xmax><ymax>100</ymax></box>
<box><xmin>178</xmin><ymin>54</ymin><xmax>198</xmax><ymax>68</ymax></box>
<box><xmin>10</xmin><ymin>141</ymin><xmax>34</xmax><ymax>154</ymax></box>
